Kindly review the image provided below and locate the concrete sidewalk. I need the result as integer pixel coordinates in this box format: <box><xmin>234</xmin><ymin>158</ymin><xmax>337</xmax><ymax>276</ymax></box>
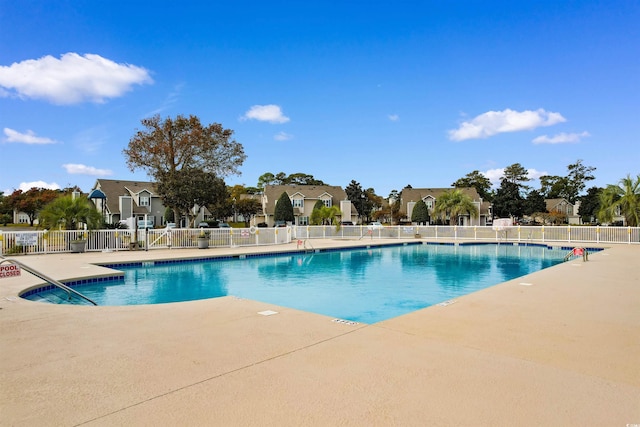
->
<box><xmin>1</xmin><ymin>240</ymin><xmax>638</xmax><ymax>426</ymax></box>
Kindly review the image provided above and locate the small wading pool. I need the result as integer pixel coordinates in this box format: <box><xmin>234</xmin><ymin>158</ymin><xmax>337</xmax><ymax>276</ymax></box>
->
<box><xmin>23</xmin><ymin>243</ymin><xmax>600</xmax><ymax>324</ymax></box>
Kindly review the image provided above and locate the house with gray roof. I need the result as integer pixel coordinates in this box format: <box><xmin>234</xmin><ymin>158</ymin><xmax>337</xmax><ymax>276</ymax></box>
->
<box><xmin>257</xmin><ymin>184</ymin><xmax>358</xmax><ymax>226</ymax></box>
<box><xmin>401</xmin><ymin>187</ymin><xmax>492</xmax><ymax>226</ymax></box>
<box><xmin>90</xmin><ymin>179</ymin><xmax>168</xmax><ymax>227</ymax></box>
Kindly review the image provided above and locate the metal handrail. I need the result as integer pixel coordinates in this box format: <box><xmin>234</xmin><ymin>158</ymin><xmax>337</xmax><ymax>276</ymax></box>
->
<box><xmin>0</xmin><ymin>256</ymin><xmax>98</xmax><ymax>306</ymax></box>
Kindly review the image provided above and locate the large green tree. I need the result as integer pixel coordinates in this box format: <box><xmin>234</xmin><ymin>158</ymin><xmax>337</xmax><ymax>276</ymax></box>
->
<box><xmin>411</xmin><ymin>200</ymin><xmax>430</xmax><ymax>225</ymax></box>
<box><xmin>6</xmin><ymin>187</ymin><xmax>59</xmax><ymax>226</ymax></box>
<box><xmin>502</xmin><ymin>163</ymin><xmax>532</xmax><ymax>193</ymax></box>
<box><xmin>523</xmin><ymin>189</ymin><xmax>547</xmax><ymax>216</ymax></box>
<box><xmin>597</xmin><ymin>174</ymin><xmax>640</xmax><ymax>226</ymax></box>
<box><xmin>452</xmin><ymin>170</ymin><xmax>493</xmax><ymax>201</ymax></box>
<box><xmin>493</xmin><ymin>180</ymin><xmax>525</xmax><ymax>219</ymax></box>
<box><xmin>539</xmin><ymin>175</ymin><xmax>567</xmax><ymax>199</ymax></box>
<box><xmin>0</xmin><ymin>191</ymin><xmax>11</xmax><ymax>225</ymax></box>
<box><xmin>257</xmin><ymin>172</ymin><xmax>277</xmax><ymax>189</ymax></box>
<box><xmin>124</xmin><ymin>114</ymin><xmax>246</xmax><ymax>179</ymax></box>
<box><xmin>258</xmin><ymin>171</ymin><xmax>325</xmax><ymax>188</ymax></box>
<box><xmin>345</xmin><ymin>180</ymin><xmax>374</xmax><ymax>224</ymax></box>
<box><xmin>578</xmin><ymin>186</ymin><xmax>602</xmax><ymax>224</ymax></box>
<box><xmin>124</xmin><ymin>114</ymin><xmax>245</xmax><ymax>220</ymax></box>
<box><xmin>565</xmin><ymin>159</ymin><xmax>596</xmax><ymax>204</ymax></box>
<box><xmin>156</xmin><ymin>168</ymin><xmax>227</xmax><ymax>227</ymax></box>
<box><xmin>433</xmin><ymin>189</ymin><xmax>478</xmax><ymax>225</ymax></box>
<box><xmin>540</xmin><ymin>160</ymin><xmax>596</xmax><ymax>203</ymax></box>
<box><xmin>235</xmin><ymin>198</ymin><xmax>262</xmax><ymax>227</ymax></box>
<box><xmin>274</xmin><ymin>192</ymin><xmax>294</xmax><ymax>224</ymax></box>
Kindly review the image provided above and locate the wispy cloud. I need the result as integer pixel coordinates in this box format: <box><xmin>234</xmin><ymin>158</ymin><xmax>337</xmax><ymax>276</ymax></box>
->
<box><xmin>241</xmin><ymin>104</ymin><xmax>290</xmax><ymax>124</ymax></box>
<box><xmin>449</xmin><ymin>108</ymin><xmax>566</xmax><ymax>141</ymax></box>
<box><xmin>3</xmin><ymin>127</ymin><xmax>57</xmax><ymax>144</ymax></box>
<box><xmin>388</xmin><ymin>114</ymin><xmax>399</xmax><ymax>121</ymax></box>
<box><xmin>532</xmin><ymin>131</ymin><xmax>590</xmax><ymax>144</ymax></box>
<box><xmin>143</xmin><ymin>82</ymin><xmax>185</xmax><ymax>117</ymax></box>
<box><xmin>0</xmin><ymin>53</ymin><xmax>153</xmax><ymax>104</ymax></box>
<box><xmin>274</xmin><ymin>131</ymin><xmax>293</xmax><ymax>141</ymax></box>
<box><xmin>484</xmin><ymin>167</ymin><xmax>548</xmax><ymax>186</ymax></box>
<box><xmin>62</xmin><ymin>163</ymin><xmax>113</xmax><ymax>176</ymax></box>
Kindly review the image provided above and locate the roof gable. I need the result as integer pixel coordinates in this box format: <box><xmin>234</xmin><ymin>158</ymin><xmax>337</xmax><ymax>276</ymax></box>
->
<box><xmin>94</xmin><ymin>179</ymin><xmax>159</xmax><ymax>214</ymax></box>
<box><xmin>263</xmin><ymin>184</ymin><xmax>349</xmax><ymax>214</ymax></box>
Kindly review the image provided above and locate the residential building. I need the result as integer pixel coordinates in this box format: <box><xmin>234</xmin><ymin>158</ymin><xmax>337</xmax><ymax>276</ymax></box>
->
<box><xmin>401</xmin><ymin>187</ymin><xmax>492</xmax><ymax>226</ymax></box>
<box><xmin>90</xmin><ymin>179</ymin><xmax>168</xmax><ymax>227</ymax></box>
<box><xmin>545</xmin><ymin>198</ymin><xmax>579</xmax><ymax>224</ymax></box>
<box><xmin>256</xmin><ymin>185</ymin><xmax>358</xmax><ymax>226</ymax></box>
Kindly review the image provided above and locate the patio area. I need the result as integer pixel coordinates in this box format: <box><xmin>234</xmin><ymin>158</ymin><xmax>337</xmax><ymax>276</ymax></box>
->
<box><xmin>1</xmin><ymin>239</ymin><xmax>638</xmax><ymax>426</ymax></box>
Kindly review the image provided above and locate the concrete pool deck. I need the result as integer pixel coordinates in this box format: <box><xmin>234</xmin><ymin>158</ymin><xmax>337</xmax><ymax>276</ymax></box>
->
<box><xmin>0</xmin><ymin>239</ymin><xmax>638</xmax><ymax>426</ymax></box>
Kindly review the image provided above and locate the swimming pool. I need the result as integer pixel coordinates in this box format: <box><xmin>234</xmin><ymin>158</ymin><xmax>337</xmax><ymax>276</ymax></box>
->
<box><xmin>24</xmin><ymin>243</ymin><xmax>585</xmax><ymax>323</ymax></box>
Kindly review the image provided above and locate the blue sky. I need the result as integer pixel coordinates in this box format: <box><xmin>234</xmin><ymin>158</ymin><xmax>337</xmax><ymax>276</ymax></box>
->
<box><xmin>1</xmin><ymin>1</ymin><xmax>638</xmax><ymax>198</ymax></box>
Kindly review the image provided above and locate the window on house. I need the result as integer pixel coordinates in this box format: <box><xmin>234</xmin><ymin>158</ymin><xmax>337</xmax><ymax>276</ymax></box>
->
<box><xmin>323</xmin><ymin>199</ymin><xmax>332</xmax><ymax>207</ymax></box>
<box><xmin>425</xmin><ymin>200</ymin><xmax>433</xmax><ymax>209</ymax></box>
<box><xmin>298</xmin><ymin>216</ymin><xmax>309</xmax><ymax>226</ymax></box>
<box><xmin>292</xmin><ymin>199</ymin><xmax>304</xmax><ymax>208</ymax></box>
<box><xmin>139</xmin><ymin>196</ymin><xmax>150</xmax><ymax>206</ymax></box>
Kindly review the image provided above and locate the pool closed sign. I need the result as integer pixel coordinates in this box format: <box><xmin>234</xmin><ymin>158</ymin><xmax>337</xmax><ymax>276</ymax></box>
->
<box><xmin>0</xmin><ymin>263</ymin><xmax>21</xmax><ymax>278</ymax></box>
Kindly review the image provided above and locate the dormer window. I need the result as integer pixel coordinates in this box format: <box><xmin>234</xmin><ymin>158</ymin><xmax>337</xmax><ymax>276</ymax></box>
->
<box><xmin>140</xmin><ymin>196</ymin><xmax>150</xmax><ymax>206</ymax></box>
<box><xmin>323</xmin><ymin>199</ymin><xmax>332</xmax><ymax>207</ymax></box>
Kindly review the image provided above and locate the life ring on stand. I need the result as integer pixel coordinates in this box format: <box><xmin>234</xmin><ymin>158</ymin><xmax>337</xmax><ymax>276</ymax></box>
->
<box><xmin>249</xmin><ymin>226</ymin><xmax>257</xmax><ymax>234</ymax></box>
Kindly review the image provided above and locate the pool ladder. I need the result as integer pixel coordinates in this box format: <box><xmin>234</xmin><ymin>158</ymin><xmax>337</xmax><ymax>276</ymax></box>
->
<box><xmin>563</xmin><ymin>247</ymin><xmax>589</xmax><ymax>262</ymax></box>
<box><xmin>296</xmin><ymin>239</ymin><xmax>315</xmax><ymax>251</ymax></box>
<box><xmin>0</xmin><ymin>255</ymin><xmax>97</xmax><ymax>305</ymax></box>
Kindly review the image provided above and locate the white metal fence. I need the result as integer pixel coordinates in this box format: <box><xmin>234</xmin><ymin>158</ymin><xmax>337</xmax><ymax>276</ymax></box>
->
<box><xmin>1</xmin><ymin>225</ymin><xmax>638</xmax><ymax>255</ymax></box>
<box><xmin>0</xmin><ymin>226</ymin><xmax>293</xmax><ymax>255</ymax></box>
<box><xmin>294</xmin><ymin>225</ymin><xmax>640</xmax><ymax>245</ymax></box>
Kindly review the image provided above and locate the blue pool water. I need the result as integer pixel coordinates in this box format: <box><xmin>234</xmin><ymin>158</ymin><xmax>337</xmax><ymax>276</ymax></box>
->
<box><xmin>26</xmin><ymin>243</ymin><xmax>572</xmax><ymax>323</ymax></box>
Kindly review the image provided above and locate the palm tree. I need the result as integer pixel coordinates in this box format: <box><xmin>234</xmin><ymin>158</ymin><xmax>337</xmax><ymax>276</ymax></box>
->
<box><xmin>433</xmin><ymin>189</ymin><xmax>479</xmax><ymax>225</ymax></box>
<box><xmin>39</xmin><ymin>195</ymin><xmax>103</xmax><ymax>230</ymax></box>
<box><xmin>310</xmin><ymin>205</ymin><xmax>342</xmax><ymax>226</ymax></box>
<box><xmin>597</xmin><ymin>174</ymin><xmax>640</xmax><ymax>226</ymax></box>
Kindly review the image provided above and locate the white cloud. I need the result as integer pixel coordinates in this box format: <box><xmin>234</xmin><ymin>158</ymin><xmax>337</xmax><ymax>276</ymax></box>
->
<box><xmin>3</xmin><ymin>127</ymin><xmax>57</xmax><ymax>144</ymax></box>
<box><xmin>483</xmin><ymin>167</ymin><xmax>547</xmax><ymax>187</ymax></box>
<box><xmin>532</xmin><ymin>131</ymin><xmax>590</xmax><ymax>144</ymax></box>
<box><xmin>484</xmin><ymin>168</ymin><xmax>505</xmax><ymax>186</ymax></box>
<box><xmin>274</xmin><ymin>131</ymin><xmax>293</xmax><ymax>141</ymax></box>
<box><xmin>449</xmin><ymin>108</ymin><xmax>566</xmax><ymax>141</ymax></box>
<box><xmin>388</xmin><ymin>114</ymin><xmax>399</xmax><ymax>121</ymax></box>
<box><xmin>241</xmin><ymin>104</ymin><xmax>290</xmax><ymax>123</ymax></box>
<box><xmin>62</xmin><ymin>163</ymin><xmax>113</xmax><ymax>176</ymax></box>
<box><xmin>17</xmin><ymin>181</ymin><xmax>61</xmax><ymax>191</ymax></box>
<box><xmin>0</xmin><ymin>53</ymin><xmax>153</xmax><ymax>104</ymax></box>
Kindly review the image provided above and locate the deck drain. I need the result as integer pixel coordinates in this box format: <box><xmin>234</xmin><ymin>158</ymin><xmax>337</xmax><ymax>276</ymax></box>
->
<box><xmin>437</xmin><ymin>299</ymin><xmax>457</xmax><ymax>307</ymax></box>
<box><xmin>519</xmin><ymin>282</ymin><xmax>534</xmax><ymax>286</ymax></box>
<box><xmin>258</xmin><ymin>310</ymin><xmax>278</xmax><ymax>316</ymax></box>
<box><xmin>332</xmin><ymin>319</ymin><xmax>358</xmax><ymax>326</ymax></box>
